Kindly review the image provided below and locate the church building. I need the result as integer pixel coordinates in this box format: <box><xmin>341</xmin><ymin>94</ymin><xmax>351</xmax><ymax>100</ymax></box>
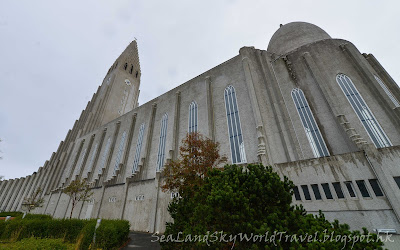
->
<box><xmin>1</xmin><ymin>22</ymin><xmax>400</xmax><ymax>234</ymax></box>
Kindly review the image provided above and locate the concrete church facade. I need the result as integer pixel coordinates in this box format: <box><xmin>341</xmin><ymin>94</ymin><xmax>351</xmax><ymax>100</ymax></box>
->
<box><xmin>1</xmin><ymin>22</ymin><xmax>400</xmax><ymax>233</ymax></box>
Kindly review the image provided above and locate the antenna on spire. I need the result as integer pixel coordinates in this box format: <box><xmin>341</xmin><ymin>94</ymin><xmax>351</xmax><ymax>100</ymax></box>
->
<box><xmin>134</xmin><ymin>37</ymin><xmax>137</xmax><ymax>41</ymax></box>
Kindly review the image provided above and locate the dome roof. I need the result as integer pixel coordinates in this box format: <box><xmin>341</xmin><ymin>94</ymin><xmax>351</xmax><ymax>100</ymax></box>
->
<box><xmin>267</xmin><ymin>22</ymin><xmax>331</xmax><ymax>55</ymax></box>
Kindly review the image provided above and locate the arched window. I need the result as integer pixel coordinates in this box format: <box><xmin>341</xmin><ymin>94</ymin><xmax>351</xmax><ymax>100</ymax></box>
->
<box><xmin>156</xmin><ymin>114</ymin><xmax>168</xmax><ymax>171</ymax></box>
<box><xmin>188</xmin><ymin>101</ymin><xmax>198</xmax><ymax>133</ymax></box>
<box><xmin>124</xmin><ymin>63</ymin><xmax>128</xmax><ymax>70</ymax></box>
<box><xmin>98</xmin><ymin>137</ymin><xmax>111</xmax><ymax>174</ymax></box>
<box><xmin>130</xmin><ymin>65</ymin><xmax>133</xmax><ymax>74</ymax></box>
<box><xmin>336</xmin><ymin>74</ymin><xmax>392</xmax><ymax>148</ymax></box>
<box><xmin>374</xmin><ymin>75</ymin><xmax>400</xmax><ymax>108</ymax></box>
<box><xmin>291</xmin><ymin>88</ymin><xmax>329</xmax><ymax>158</ymax></box>
<box><xmin>132</xmin><ymin>123</ymin><xmax>145</xmax><ymax>174</ymax></box>
<box><xmin>224</xmin><ymin>85</ymin><xmax>246</xmax><ymax>164</ymax></box>
<box><xmin>113</xmin><ymin>131</ymin><xmax>127</xmax><ymax>175</ymax></box>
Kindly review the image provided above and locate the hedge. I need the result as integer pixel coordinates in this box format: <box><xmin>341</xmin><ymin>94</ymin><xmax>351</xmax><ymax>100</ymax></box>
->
<box><xmin>0</xmin><ymin>237</ymin><xmax>73</xmax><ymax>250</ymax></box>
<box><xmin>0</xmin><ymin>218</ymin><xmax>129</xmax><ymax>249</ymax></box>
<box><xmin>0</xmin><ymin>212</ymin><xmax>23</xmax><ymax>218</ymax></box>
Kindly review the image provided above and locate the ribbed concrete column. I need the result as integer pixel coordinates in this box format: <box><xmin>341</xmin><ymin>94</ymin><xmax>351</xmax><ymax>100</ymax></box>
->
<box><xmin>35</xmin><ymin>162</ymin><xmax>49</xmax><ymax>199</ymax></box>
<box><xmin>87</xmin><ymin>129</ymin><xmax>107</xmax><ymax>183</ymax></box>
<box><xmin>6</xmin><ymin>178</ymin><xmax>22</xmax><ymax>211</ymax></box>
<box><xmin>0</xmin><ymin>181</ymin><xmax>5</xmax><ymax>195</ymax></box>
<box><xmin>100</xmin><ymin>121</ymin><xmax>120</xmax><ymax>183</ymax></box>
<box><xmin>25</xmin><ymin>169</ymin><xmax>41</xmax><ymax>202</ymax></box>
<box><xmin>57</xmin><ymin>142</ymin><xmax>76</xmax><ymax>188</ymax></box>
<box><xmin>43</xmin><ymin>151</ymin><xmax>59</xmax><ymax>195</ymax></box>
<box><xmin>77</xmin><ymin>135</ymin><xmax>95</xmax><ymax>180</ymax></box>
<box><xmin>138</xmin><ymin>103</ymin><xmax>157</xmax><ymax>180</ymax></box>
<box><xmin>11</xmin><ymin>177</ymin><xmax>29</xmax><ymax>211</ymax></box>
<box><xmin>240</xmin><ymin>47</ymin><xmax>270</xmax><ymax>165</ymax></box>
<box><xmin>48</xmin><ymin>130</ymin><xmax>72</xmax><ymax>191</ymax></box>
<box><xmin>260</xmin><ymin>52</ymin><xmax>299</xmax><ymax>162</ymax></box>
<box><xmin>7</xmin><ymin>177</ymin><xmax>24</xmax><ymax>211</ymax></box>
<box><xmin>363</xmin><ymin>53</ymin><xmax>400</xmax><ymax>104</ymax></box>
<box><xmin>118</xmin><ymin>113</ymin><xmax>137</xmax><ymax>183</ymax></box>
<box><xmin>66</xmin><ymin>140</ymin><xmax>85</xmax><ymax>184</ymax></box>
<box><xmin>3</xmin><ymin>178</ymin><xmax>18</xmax><ymax>211</ymax></box>
<box><xmin>0</xmin><ymin>180</ymin><xmax>11</xmax><ymax>209</ymax></box>
<box><xmin>205</xmin><ymin>76</ymin><xmax>215</xmax><ymax>141</ymax></box>
<box><xmin>171</xmin><ymin>91</ymin><xmax>181</xmax><ymax>160</ymax></box>
<box><xmin>16</xmin><ymin>174</ymin><xmax>34</xmax><ymax>211</ymax></box>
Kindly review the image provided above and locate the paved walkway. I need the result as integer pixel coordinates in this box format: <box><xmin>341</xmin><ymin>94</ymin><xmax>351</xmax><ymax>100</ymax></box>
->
<box><xmin>122</xmin><ymin>232</ymin><xmax>161</xmax><ymax>249</ymax></box>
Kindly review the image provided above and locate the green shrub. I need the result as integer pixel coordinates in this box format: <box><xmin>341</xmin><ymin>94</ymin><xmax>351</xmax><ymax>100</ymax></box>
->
<box><xmin>23</xmin><ymin>214</ymin><xmax>52</xmax><ymax>220</ymax></box>
<box><xmin>95</xmin><ymin>220</ymin><xmax>129</xmax><ymax>249</ymax></box>
<box><xmin>0</xmin><ymin>212</ymin><xmax>23</xmax><ymax>218</ymax></box>
<box><xmin>76</xmin><ymin>220</ymin><xmax>96</xmax><ymax>250</ymax></box>
<box><xmin>0</xmin><ymin>217</ymin><xmax>129</xmax><ymax>249</ymax></box>
<box><xmin>0</xmin><ymin>237</ymin><xmax>71</xmax><ymax>250</ymax></box>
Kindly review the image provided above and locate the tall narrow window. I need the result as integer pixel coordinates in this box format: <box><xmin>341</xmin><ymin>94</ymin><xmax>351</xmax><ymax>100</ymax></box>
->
<box><xmin>224</xmin><ymin>85</ymin><xmax>247</xmax><ymax>164</ymax></box>
<box><xmin>356</xmin><ymin>180</ymin><xmax>370</xmax><ymax>198</ymax></box>
<box><xmin>156</xmin><ymin>114</ymin><xmax>168</xmax><ymax>171</ymax></box>
<box><xmin>132</xmin><ymin>123</ymin><xmax>145</xmax><ymax>174</ymax></box>
<box><xmin>293</xmin><ymin>186</ymin><xmax>301</xmax><ymax>201</ymax></box>
<box><xmin>113</xmin><ymin>131</ymin><xmax>127</xmax><ymax>175</ymax></box>
<box><xmin>321</xmin><ymin>183</ymin><xmax>333</xmax><ymax>199</ymax></box>
<box><xmin>311</xmin><ymin>184</ymin><xmax>322</xmax><ymax>200</ymax></box>
<box><xmin>336</xmin><ymin>74</ymin><xmax>392</xmax><ymax>148</ymax></box>
<box><xmin>374</xmin><ymin>75</ymin><xmax>400</xmax><ymax>108</ymax></box>
<box><xmin>99</xmin><ymin>137</ymin><xmax>111</xmax><ymax>174</ymax></box>
<box><xmin>301</xmin><ymin>185</ymin><xmax>311</xmax><ymax>200</ymax></box>
<box><xmin>369</xmin><ymin>179</ymin><xmax>384</xmax><ymax>197</ymax></box>
<box><xmin>332</xmin><ymin>182</ymin><xmax>345</xmax><ymax>199</ymax></box>
<box><xmin>344</xmin><ymin>181</ymin><xmax>357</xmax><ymax>198</ymax></box>
<box><xmin>291</xmin><ymin>88</ymin><xmax>329</xmax><ymax>158</ymax></box>
<box><xmin>188</xmin><ymin>101</ymin><xmax>198</xmax><ymax>133</ymax></box>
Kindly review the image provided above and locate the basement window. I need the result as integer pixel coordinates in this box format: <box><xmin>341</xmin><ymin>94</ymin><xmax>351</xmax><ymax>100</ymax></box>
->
<box><xmin>332</xmin><ymin>182</ymin><xmax>345</xmax><ymax>199</ymax></box>
<box><xmin>369</xmin><ymin>179</ymin><xmax>384</xmax><ymax>197</ymax></box>
<box><xmin>311</xmin><ymin>184</ymin><xmax>322</xmax><ymax>200</ymax></box>
<box><xmin>321</xmin><ymin>183</ymin><xmax>333</xmax><ymax>199</ymax></box>
<box><xmin>301</xmin><ymin>185</ymin><xmax>311</xmax><ymax>200</ymax></box>
<box><xmin>394</xmin><ymin>177</ymin><xmax>400</xmax><ymax>189</ymax></box>
<box><xmin>293</xmin><ymin>186</ymin><xmax>301</xmax><ymax>201</ymax></box>
<box><xmin>356</xmin><ymin>180</ymin><xmax>371</xmax><ymax>198</ymax></box>
<box><xmin>345</xmin><ymin>181</ymin><xmax>357</xmax><ymax>198</ymax></box>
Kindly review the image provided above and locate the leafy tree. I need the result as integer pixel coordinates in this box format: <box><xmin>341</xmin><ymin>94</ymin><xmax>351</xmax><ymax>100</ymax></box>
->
<box><xmin>63</xmin><ymin>179</ymin><xmax>93</xmax><ymax>219</ymax></box>
<box><xmin>21</xmin><ymin>187</ymin><xmax>44</xmax><ymax>213</ymax></box>
<box><xmin>162</xmin><ymin>132</ymin><xmax>226</xmax><ymax>196</ymax></box>
<box><xmin>161</xmin><ymin>134</ymin><xmax>383</xmax><ymax>249</ymax></box>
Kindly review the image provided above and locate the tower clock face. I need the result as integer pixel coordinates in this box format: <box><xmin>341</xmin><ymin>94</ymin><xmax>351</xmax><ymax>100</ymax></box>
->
<box><xmin>125</xmin><ymin>79</ymin><xmax>131</xmax><ymax>86</ymax></box>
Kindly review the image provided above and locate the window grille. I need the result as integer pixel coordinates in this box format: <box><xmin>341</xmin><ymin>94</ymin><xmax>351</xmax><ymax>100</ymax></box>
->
<box><xmin>224</xmin><ymin>85</ymin><xmax>247</xmax><ymax>164</ymax></box>
<box><xmin>291</xmin><ymin>88</ymin><xmax>329</xmax><ymax>158</ymax></box>
<box><xmin>188</xmin><ymin>101</ymin><xmax>198</xmax><ymax>133</ymax></box>
<box><xmin>336</xmin><ymin>74</ymin><xmax>392</xmax><ymax>148</ymax></box>
<box><xmin>156</xmin><ymin>114</ymin><xmax>168</xmax><ymax>171</ymax></box>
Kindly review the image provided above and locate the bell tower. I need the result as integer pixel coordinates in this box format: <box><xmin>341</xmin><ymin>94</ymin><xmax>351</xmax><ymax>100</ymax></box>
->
<box><xmin>86</xmin><ymin>40</ymin><xmax>141</xmax><ymax>131</ymax></box>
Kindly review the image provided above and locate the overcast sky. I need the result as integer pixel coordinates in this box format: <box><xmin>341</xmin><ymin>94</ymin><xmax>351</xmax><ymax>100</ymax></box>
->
<box><xmin>0</xmin><ymin>1</ymin><xmax>399</xmax><ymax>179</ymax></box>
